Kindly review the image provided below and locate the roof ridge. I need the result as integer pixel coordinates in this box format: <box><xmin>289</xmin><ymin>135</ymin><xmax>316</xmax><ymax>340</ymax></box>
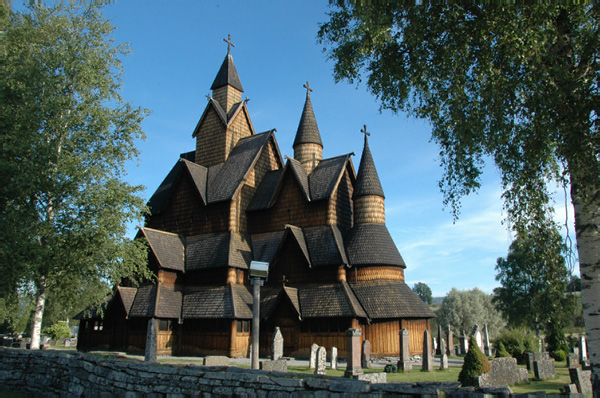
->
<box><xmin>341</xmin><ymin>281</ymin><xmax>369</xmax><ymax>321</ymax></box>
<box><xmin>210</xmin><ymin>53</ymin><xmax>244</xmax><ymax>92</ymax></box>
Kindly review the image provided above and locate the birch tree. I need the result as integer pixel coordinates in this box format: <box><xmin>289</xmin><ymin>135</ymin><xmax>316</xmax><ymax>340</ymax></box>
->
<box><xmin>319</xmin><ymin>3</ymin><xmax>599</xmax><ymax>391</ymax></box>
<box><xmin>1</xmin><ymin>5</ymin><xmax>152</xmax><ymax>349</ymax></box>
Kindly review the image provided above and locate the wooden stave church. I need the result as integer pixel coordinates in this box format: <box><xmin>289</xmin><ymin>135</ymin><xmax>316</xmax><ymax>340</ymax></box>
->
<box><xmin>76</xmin><ymin>44</ymin><xmax>435</xmax><ymax>359</ymax></box>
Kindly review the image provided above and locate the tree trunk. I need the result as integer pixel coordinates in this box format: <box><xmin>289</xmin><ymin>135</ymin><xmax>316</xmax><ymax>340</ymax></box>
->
<box><xmin>571</xmin><ymin>185</ymin><xmax>600</xmax><ymax>394</ymax></box>
<box><xmin>29</xmin><ymin>279</ymin><xmax>47</xmax><ymax>350</ymax></box>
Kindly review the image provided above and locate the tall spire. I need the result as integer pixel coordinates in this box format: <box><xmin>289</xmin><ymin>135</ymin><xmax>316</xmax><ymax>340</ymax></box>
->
<box><xmin>354</xmin><ymin>125</ymin><xmax>385</xmax><ymax>199</ymax></box>
<box><xmin>293</xmin><ymin>81</ymin><xmax>322</xmax><ymax>148</ymax></box>
<box><xmin>210</xmin><ymin>34</ymin><xmax>244</xmax><ymax>93</ymax></box>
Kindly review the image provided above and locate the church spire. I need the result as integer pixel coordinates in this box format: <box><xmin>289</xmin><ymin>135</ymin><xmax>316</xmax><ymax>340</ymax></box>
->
<box><xmin>353</xmin><ymin>125</ymin><xmax>385</xmax><ymax>225</ymax></box>
<box><xmin>210</xmin><ymin>34</ymin><xmax>244</xmax><ymax>112</ymax></box>
<box><xmin>293</xmin><ymin>81</ymin><xmax>323</xmax><ymax>174</ymax></box>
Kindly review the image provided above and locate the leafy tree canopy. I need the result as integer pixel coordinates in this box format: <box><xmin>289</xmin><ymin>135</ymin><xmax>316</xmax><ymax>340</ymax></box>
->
<box><xmin>0</xmin><ymin>5</ymin><xmax>152</xmax><ymax>348</ymax></box>
<box><xmin>412</xmin><ymin>282</ymin><xmax>433</xmax><ymax>304</ymax></box>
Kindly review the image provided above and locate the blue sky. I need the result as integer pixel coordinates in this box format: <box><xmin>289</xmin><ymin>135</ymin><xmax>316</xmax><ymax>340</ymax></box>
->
<box><xmin>19</xmin><ymin>1</ymin><xmax>575</xmax><ymax>296</ymax></box>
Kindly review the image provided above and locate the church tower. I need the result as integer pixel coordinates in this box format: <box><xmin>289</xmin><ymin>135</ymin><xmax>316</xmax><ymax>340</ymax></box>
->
<box><xmin>193</xmin><ymin>35</ymin><xmax>254</xmax><ymax>167</ymax></box>
<box><xmin>353</xmin><ymin>126</ymin><xmax>385</xmax><ymax>225</ymax></box>
<box><xmin>293</xmin><ymin>82</ymin><xmax>323</xmax><ymax>174</ymax></box>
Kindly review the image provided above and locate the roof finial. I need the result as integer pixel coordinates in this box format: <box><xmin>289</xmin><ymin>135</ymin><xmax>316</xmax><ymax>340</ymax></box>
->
<box><xmin>223</xmin><ymin>33</ymin><xmax>235</xmax><ymax>54</ymax></box>
<box><xmin>361</xmin><ymin>124</ymin><xmax>371</xmax><ymax>139</ymax></box>
<box><xmin>303</xmin><ymin>81</ymin><xmax>313</xmax><ymax>98</ymax></box>
<box><xmin>206</xmin><ymin>93</ymin><xmax>212</xmax><ymax>102</ymax></box>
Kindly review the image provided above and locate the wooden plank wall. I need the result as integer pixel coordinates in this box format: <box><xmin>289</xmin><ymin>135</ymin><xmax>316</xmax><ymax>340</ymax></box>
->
<box><xmin>195</xmin><ymin>107</ymin><xmax>227</xmax><ymax>167</ymax></box>
<box><xmin>401</xmin><ymin>319</ymin><xmax>430</xmax><ymax>356</ymax></box>
<box><xmin>157</xmin><ymin>331</ymin><xmax>174</xmax><ymax>355</ymax></box>
<box><xmin>328</xmin><ymin>168</ymin><xmax>354</xmax><ymax>230</ymax></box>
<box><xmin>179</xmin><ymin>332</ymin><xmax>229</xmax><ymax>356</ymax></box>
<box><xmin>361</xmin><ymin>320</ymin><xmax>400</xmax><ymax>357</ymax></box>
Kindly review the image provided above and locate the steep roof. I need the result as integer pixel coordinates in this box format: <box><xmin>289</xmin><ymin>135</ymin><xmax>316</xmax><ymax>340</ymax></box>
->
<box><xmin>116</xmin><ymin>287</ymin><xmax>137</xmax><ymax>317</ymax></box>
<box><xmin>192</xmin><ymin>99</ymin><xmax>253</xmax><ymax>138</ymax></box>
<box><xmin>154</xmin><ymin>286</ymin><xmax>183</xmax><ymax>320</ymax></box>
<box><xmin>181</xmin><ymin>285</ymin><xmax>252</xmax><ymax>319</ymax></box>
<box><xmin>302</xmin><ymin>225</ymin><xmax>348</xmax><ymax>267</ymax></box>
<box><xmin>210</xmin><ymin>53</ymin><xmax>244</xmax><ymax>92</ymax></box>
<box><xmin>309</xmin><ymin>154</ymin><xmax>353</xmax><ymax>201</ymax></box>
<box><xmin>354</xmin><ymin>135</ymin><xmax>385</xmax><ymax>199</ymax></box>
<box><xmin>344</xmin><ymin>223</ymin><xmax>406</xmax><ymax>268</ymax></box>
<box><xmin>293</xmin><ymin>91</ymin><xmax>322</xmax><ymax>148</ymax></box>
<box><xmin>250</xmin><ymin>230</ymin><xmax>285</xmax><ymax>263</ymax></box>
<box><xmin>139</xmin><ymin>227</ymin><xmax>185</xmax><ymax>272</ymax></box>
<box><xmin>186</xmin><ymin>232</ymin><xmax>252</xmax><ymax>271</ymax></box>
<box><xmin>129</xmin><ymin>285</ymin><xmax>157</xmax><ymax>318</ymax></box>
<box><xmin>350</xmin><ymin>280</ymin><xmax>436</xmax><ymax>319</ymax></box>
<box><xmin>298</xmin><ymin>283</ymin><xmax>367</xmax><ymax>319</ymax></box>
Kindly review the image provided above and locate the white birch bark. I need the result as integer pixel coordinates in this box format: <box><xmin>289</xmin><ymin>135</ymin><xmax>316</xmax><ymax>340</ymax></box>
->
<box><xmin>29</xmin><ymin>279</ymin><xmax>47</xmax><ymax>350</ymax></box>
<box><xmin>572</xmin><ymin>191</ymin><xmax>600</xmax><ymax>393</ymax></box>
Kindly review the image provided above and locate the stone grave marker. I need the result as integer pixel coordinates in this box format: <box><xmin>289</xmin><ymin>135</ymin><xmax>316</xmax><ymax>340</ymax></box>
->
<box><xmin>204</xmin><ymin>356</ymin><xmax>229</xmax><ymax>366</ymax></box>
<box><xmin>309</xmin><ymin>343</ymin><xmax>319</xmax><ymax>369</ymax></box>
<box><xmin>446</xmin><ymin>326</ymin><xmax>454</xmax><ymax>356</ymax></box>
<box><xmin>271</xmin><ymin>327</ymin><xmax>284</xmax><ymax>361</ymax></box>
<box><xmin>345</xmin><ymin>328</ymin><xmax>363</xmax><ymax>377</ymax></box>
<box><xmin>483</xmin><ymin>324</ymin><xmax>491</xmax><ymax>356</ymax></box>
<box><xmin>432</xmin><ymin>337</ymin><xmax>437</xmax><ymax>354</ymax></box>
<box><xmin>330</xmin><ymin>347</ymin><xmax>338</xmax><ymax>370</ymax></box>
<box><xmin>439</xmin><ymin>338</ymin><xmax>448</xmax><ymax>370</ymax></box>
<box><xmin>578</xmin><ymin>334</ymin><xmax>587</xmax><ymax>364</ymax></box>
<box><xmin>358</xmin><ymin>373</ymin><xmax>387</xmax><ymax>383</ymax></box>
<box><xmin>315</xmin><ymin>346</ymin><xmax>327</xmax><ymax>375</ymax></box>
<box><xmin>472</xmin><ymin>324</ymin><xmax>483</xmax><ymax>350</ymax></box>
<box><xmin>144</xmin><ymin>318</ymin><xmax>158</xmax><ymax>363</ymax></box>
<box><xmin>569</xmin><ymin>367</ymin><xmax>592</xmax><ymax>395</ymax></box>
<box><xmin>361</xmin><ymin>339</ymin><xmax>371</xmax><ymax>369</ymax></box>
<box><xmin>261</xmin><ymin>359</ymin><xmax>287</xmax><ymax>372</ymax></box>
<box><xmin>397</xmin><ymin>329</ymin><xmax>412</xmax><ymax>372</ymax></box>
<box><xmin>459</xmin><ymin>333</ymin><xmax>469</xmax><ymax>355</ymax></box>
<box><xmin>476</xmin><ymin>358</ymin><xmax>529</xmax><ymax>387</ymax></box>
<box><xmin>436</xmin><ymin>324</ymin><xmax>443</xmax><ymax>355</ymax></box>
<box><xmin>567</xmin><ymin>353</ymin><xmax>579</xmax><ymax>369</ymax></box>
<box><xmin>422</xmin><ymin>329</ymin><xmax>433</xmax><ymax>371</ymax></box>
<box><xmin>527</xmin><ymin>351</ymin><xmax>541</xmax><ymax>371</ymax></box>
<box><xmin>533</xmin><ymin>358</ymin><xmax>556</xmax><ymax>380</ymax></box>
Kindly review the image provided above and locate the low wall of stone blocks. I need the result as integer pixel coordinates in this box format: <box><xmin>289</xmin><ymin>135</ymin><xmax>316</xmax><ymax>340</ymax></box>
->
<box><xmin>0</xmin><ymin>348</ymin><xmax>581</xmax><ymax>397</ymax></box>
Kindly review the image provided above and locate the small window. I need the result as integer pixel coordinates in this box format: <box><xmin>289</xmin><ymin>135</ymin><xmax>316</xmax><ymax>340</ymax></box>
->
<box><xmin>93</xmin><ymin>321</ymin><xmax>103</xmax><ymax>331</ymax></box>
<box><xmin>237</xmin><ymin>320</ymin><xmax>250</xmax><ymax>333</ymax></box>
<box><xmin>159</xmin><ymin>319</ymin><xmax>173</xmax><ymax>331</ymax></box>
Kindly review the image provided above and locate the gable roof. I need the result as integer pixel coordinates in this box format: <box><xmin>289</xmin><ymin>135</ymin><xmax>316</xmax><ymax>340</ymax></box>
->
<box><xmin>298</xmin><ymin>283</ymin><xmax>367</xmax><ymax>319</ymax></box>
<box><xmin>211</xmin><ymin>53</ymin><xmax>244</xmax><ymax>92</ymax></box>
<box><xmin>139</xmin><ymin>227</ymin><xmax>185</xmax><ymax>272</ymax></box>
<box><xmin>246</xmin><ymin>169</ymin><xmax>284</xmax><ymax>211</ymax></box>
<box><xmin>181</xmin><ymin>285</ymin><xmax>253</xmax><ymax>319</ymax></box>
<box><xmin>128</xmin><ymin>285</ymin><xmax>157</xmax><ymax>318</ymax></box>
<box><xmin>309</xmin><ymin>154</ymin><xmax>354</xmax><ymax>201</ymax></box>
<box><xmin>116</xmin><ymin>287</ymin><xmax>137</xmax><ymax>317</ymax></box>
<box><xmin>154</xmin><ymin>286</ymin><xmax>183</xmax><ymax>320</ymax></box>
<box><xmin>192</xmin><ymin>99</ymin><xmax>254</xmax><ymax>138</ymax></box>
<box><xmin>302</xmin><ymin>225</ymin><xmax>348</xmax><ymax>267</ymax></box>
<box><xmin>250</xmin><ymin>230</ymin><xmax>285</xmax><ymax>263</ymax></box>
<box><xmin>293</xmin><ymin>92</ymin><xmax>322</xmax><ymax>148</ymax></box>
<box><xmin>345</xmin><ymin>223</ymin><xmax>406</xmax><ymax>268</ymax></box>
<box><xmin>354</xmin><ymin>135</ymin><xmax>385</xmax><ymax>199</ymax></box>
<box><xmin>186</xmin><ymin>232</ymin><xmax>252</xmax><ymax>271</ymax></box>
<box><xmin>350</xmin><ymin>280</ymin><xmax>436</xmax><ymax>319</ymax></box>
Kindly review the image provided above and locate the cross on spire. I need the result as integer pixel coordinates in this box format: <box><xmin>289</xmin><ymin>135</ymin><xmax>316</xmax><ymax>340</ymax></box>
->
<box><xmin>303</xmin><ymin>81</ymin><xmax>313</xmax><ymax>97</ymax></box>
<box><xmin>223</xmin><ymin>33</ymin><xmax>235</xmax><ymax>54</ymax></box>
<box><xmin>361</xmin><ymin>125</ymin><xmax>371</xmax><ymax>138</ymax></box>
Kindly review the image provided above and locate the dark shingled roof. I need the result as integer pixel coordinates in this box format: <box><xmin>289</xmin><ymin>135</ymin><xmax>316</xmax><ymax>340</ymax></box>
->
<box><xmin>207</xmin><ymin>131</ymin><xmax>273</xmax><ymax>203</ymax></box>
<box><xmin>298</xmin><ymin>283</ymin><xmax>367</xmax><ymax>319</ymax></box>
<box><xmin>117</xmin><ymin>287</ymin><xmax>137</xmax><ymax>317</ymax></box>
<box><xmin>231</xmin><ymin>284</ymin><xmax>253</xmax><ymax>319</ymax></box>
<box><xmin>246</xmin><ymin>169</ymin><xmax>284</xmax><ymax>211</ymax></box>
<box><xmin>129</xmin><ymin>285</ymin><xmax>157</xmax><ymax>318</ymax></box>
<box><xmin>140</xmin><ymin>227</ymin><xmax>185</xmax><ymax>272</ymax></box>
<box><xmin>303</xmin><ymin>225</ymin><xmax>348</xmax><ymax>267</ymax></box>
<box><xmin>345</xmin><ymin>224</ymin><xmax>406</xmax><ymax>268</ymax></box>
<box><xmin>287</xmin><ymin>158</ymin><xmax>310</xmax><ymax>200</ymax></box>
<box><xmin>210</xmin><ymin>53</ymin><xmax>244</xmax><ymax>92</ymax></box>
<box><xmin>260</xmin><ymin>287</ymin><xmax>283</xmax><ymax>320</ymax></box>
<box><xmin>350</xmin><ymin>280</ymin><xmax>436</xmax><ymax>319</ymax></box>
<box><xmin>182</xmin><ymin>285</ymin><xmax>253</xmax><ymax>319</ymax></box>
<box><xmin>286</xmin><ymin>225</ymin><xmax>311</xmax><ymax>267</ymax></box>
<box><xmin>354</xmin><ymin>135</ymin><xmax>385</xmax><ymax>199</ymax></box>
<box><xmin>309</xmin><ymin>154</ymin><xmax>352</xmax><ymax>201</ymax></box>
<box><xmin>250</xmin><ymin>230</ymin><xmax>285</xmax><ymax>263</ymax></box>
<box><xmin>293</xmin><ymin>92</ymin><xmax>322</xmax><ymax>148</ymax></box>
<box><xmin>155</xmin><ymin>287</ymin><xmax>183</xmax><ymax>320</ymax></box>
<box><xmin>186</xmin><ymin>232</ymin><xmax>251</xmax><ymax>271</ymax></box>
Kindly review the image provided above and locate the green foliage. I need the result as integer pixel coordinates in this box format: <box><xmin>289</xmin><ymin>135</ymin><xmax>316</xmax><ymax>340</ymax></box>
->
<box><xmin>495</xmin><ymin>342</ymin><xmax>511</xmax><ymax>358</ymax></box>
<box><xmin>551</xmin><ymin>349</ymin><xmax>567</xmax><ymax>362</ymax></box>
<box><xmin>384</xmin><ymin>364</ymin><xmax>398</xmax><ymax>373</ymax></box>
<box><xmin>0</xmin><ymin>6</ymin><xmax>153</xmax><ymax>344</ymax></box>
<box><xmin>494</xmin><ymin>328</ymin><xmax>540</xmax><ymax>364</ymax></box>
<box><xmin>436</xmin><ymin>288</ymin><xmax>505</xmax><ymax>340</ymax></box>
<box><xmin>458</xmin><ymin>336</ymin><xmax>491</xmax><ymax>387</ymax></box>
<box><xmin>493</xmin><ymin>227</ymin><xmax>573</xmax><ymax>340</ymax></box>
<box><xmin>43</xmin><ymin>321</ymin><xmax>71</xmax><ymax>340</ymax></box>
<box><xmin>545</xmin><ymin>321</ymin><xmax>569</xmax><ymax>355</ymax></box>
<box><xmin>412</xmin><ymin>282</ymin><xmax>433</xmax><ymax>305</ymax></box>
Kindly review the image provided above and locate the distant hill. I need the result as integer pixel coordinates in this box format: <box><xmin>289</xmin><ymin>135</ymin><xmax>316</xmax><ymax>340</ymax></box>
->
<box><xmin>432</xmin><ymin>297</ymin><xmax>444</xmax><ymax>304</ymax></box>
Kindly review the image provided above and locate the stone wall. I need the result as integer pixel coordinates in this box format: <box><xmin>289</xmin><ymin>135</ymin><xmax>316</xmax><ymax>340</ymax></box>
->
<box><xmin>0</xmin><ymin>348</ymin><xmax>571</xmax><ymax>397</ymax></box>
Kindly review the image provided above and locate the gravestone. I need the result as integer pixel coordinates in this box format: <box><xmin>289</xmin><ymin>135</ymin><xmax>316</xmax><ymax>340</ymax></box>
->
<box><xmin>144</xmin><ymin>318</ymin><xmax>158</xmax><ymax>363</ymax></box>
<box><xmin>472</xmin><ymin>324</ymin><xmax>483</xmax><ymax>350</ymax></box>
<box><xmin>439</xmin><ymin>338</ymin><xmax>448</xmax><ymax>370</ymax></box>
<box><xmin>446</xmin><ymin>326</ymin><xmax>454</xmax><ymax>355</ymax></box>
<box><xmin>563</xmin><ymin>383</ymin><xmax>578</xmax><ymax>393</ymax></box>
<box><xmin>459</xmin><ymin>334</ymin><xmax>469</xmax><ymax>355</ymax></box>
<box><xmin>567</xmin><ymin>353</ymin><xmax>579</xmax><ymax>369</ymax></box>
<box><xmin>432</xmin><ymin>337</ymin><xmax>437</xmax><ymax>354</ymax></box>
<box><xmin>578</xmin><ymin>334</ymin><xmax>587</xmax><ymax>364</ymax></box>
<box><xmin>483</xmin><ymin>324</ymin><xmax>491</xmax><ymax>356</ymax></box>
<box><xmin>330</xmin><ymin>347</ymin><xmax>338</xmax><ymax>370</ymax></box>
<box><xmin>271</xmin><ymin>327</ymin><xmax>284</xmax><ymax>361</ymax></box>
<box><xmin>260</xmin><ymin>359</ymin><xmax>287</xmax><ymax>372</ymax></box>
<box><xmin>527</xmin><ymin>351</ymin><xmax>541</xmax><ymax>371</ymax></box>
<box><xmin>455</xmin><ymin>346</ymin><xmax>460</xmax><ymax>356</ymax></box>
<box><xmin>345</xmin><ymin>328</ymin><xmax>363</xmax><ymax>377</ymax></box>
<box><xmin>436</xmin><ymin>324</ymin><xmax>443</xmax><ymax>355</ymax></box>
<box><xmin>422</xmin><ymin>329</ymin><xmax>433</xmax><ymax>371</ymax></box>
<box><xmin>569</xmin><ymin>367</ymin><xmax>592</xmax><ymax>395</ymax></box>
<box><xmin>533</xmin><ymin>358</ymin><xmax>556</xmax><ymax>380</ymax></box>
<box><xmin>397</xmin><ymin>329</ymin><xmax>412</xmax><ymax>371</ymax></box>
<box><xmin>361</xmin><ymin>339</ymin><xmax>371</xmax><ymax>369</ymax></box>
<box><xmin>309</xmin><ymin>343</ymin><xmax>319</xmax><ymax>369</ymax></box>
<box><xmin>204</xmin><ymin>356</ymin><xmax>229</xmax><ymax>366</ymax></box>
<box><xmin>357</xmin><ymin>373</ymin><xmax>387</xmax><ymax>383</ymax></box>
<box><xmin>315</xmin><ymin>346</ymin><xmax>327</xmax><ymax>375</ymax></box>
<box><xmin>476</xmin><ymin>358</ymin><xmax>529</xmax><ymax>387</ymax></box>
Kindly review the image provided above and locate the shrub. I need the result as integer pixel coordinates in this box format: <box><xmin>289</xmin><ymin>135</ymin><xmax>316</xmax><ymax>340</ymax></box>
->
<box><xmin>458</xmin><ymin>336</ymin><xmax>491</xmax><ymax>386</ymax></box>
<box><xmin>43</xmin><ymin>321</ymin><xmax>71</xmax><ymax>341</ymax></box>
<box><xmin>384</xmin><ymin>364</ymin><xmax>398</xmax><ymax>373</ymax></box>
<box><xmin>551</xmin><ymin>349</ymin><xmax>567</xmax><ymax>362</ymax></box>
<box><xmin>495</xmin><ymin>342</ymin><xmax>511</xmax><ymax>358</ymax></box>
<box><xmin>494</xmin><ymin>328</ymin><xmax>539</xmax><ymax>364</ymax></box>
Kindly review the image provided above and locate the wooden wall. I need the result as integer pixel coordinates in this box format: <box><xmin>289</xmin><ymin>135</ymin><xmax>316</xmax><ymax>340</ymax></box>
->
<box><xmin>195</xmin><ymin>107</ymin><xmax>227</xmax><ymax>167</ymax></box>
<box><xmin>347</xmin><ymin>266</ymin><xmax>405</xmax><ymax>282</ymax></box>
<box><xmin>328</xmin><ymin>168</ymin><xmax>354</xmax><ymax>230</ymax></box>
<box><xmin>225</xmin><ymin>109</ymin><xmax>253</xmax><ymax>157</ymax></box>
<box><xmin>401</xmin><ymin>318</ymin><xmax>431</xmax><ymax>356</ymax></box>
<box><xmin>361</xmin><ymin>320</ymin><xmax>400</xmax><ymax>357</ymax></box>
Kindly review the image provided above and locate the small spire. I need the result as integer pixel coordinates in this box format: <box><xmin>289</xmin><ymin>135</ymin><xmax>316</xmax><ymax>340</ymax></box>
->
<box><xmin>223</xmin><ymin>34</ymin><xmax>235</xmax><ymax>55</ymax></box>
<box><xmin>354</xmin><ymin>126</ymin><xmax>385</xmax><ymax>199</ymax></box>
<box><xmin>293</xmin><ymin>81</ymin><xmax>322</xmax><ymax>148</ymax></box>
<box><xmin>303</xmin><ymin>81</ymin><xmax>313</xmax><ymax>98</ymax></box>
